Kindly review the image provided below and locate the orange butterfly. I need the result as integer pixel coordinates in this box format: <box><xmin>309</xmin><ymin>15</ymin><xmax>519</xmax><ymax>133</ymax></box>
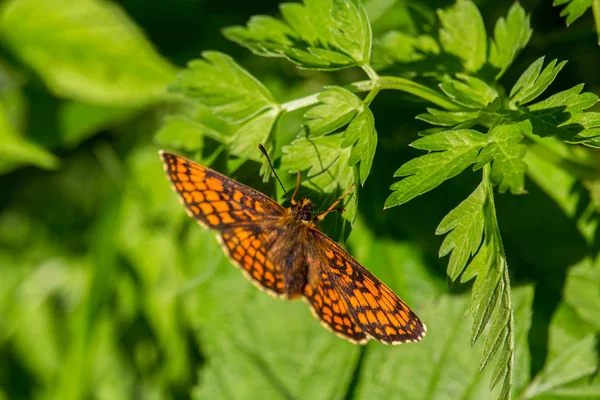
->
<box><xmin>160</xmin><ymin>146</ymin><xmax>426</xmax><ymax>344</ymax></box>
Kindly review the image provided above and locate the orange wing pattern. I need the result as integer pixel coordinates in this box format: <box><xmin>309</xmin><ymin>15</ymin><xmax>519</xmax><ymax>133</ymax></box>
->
<box><xmin>160</xmin><ymin>151</ymin><xmax>285</xmax><ymax>229</ymax></box>
<box><xmin>308</xmin><ymin>230</ymin><xmax>427</xmax><ymax>344</ymax></box>
<box><xmin>304</xmin><ymin>274</ymin><xmax>367</xmax><ymax>343</ymax></box>
<box><xmin>220</xmin><ymin>226</ymin><xmax>286</xmax><ymax>297</ymax></box>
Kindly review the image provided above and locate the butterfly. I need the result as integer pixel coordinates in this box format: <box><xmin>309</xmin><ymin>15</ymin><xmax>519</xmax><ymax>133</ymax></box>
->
<box><xmin>160</xmin><ymin>146</ymin><xmax>426</xmax><ymax>344</ymax></box>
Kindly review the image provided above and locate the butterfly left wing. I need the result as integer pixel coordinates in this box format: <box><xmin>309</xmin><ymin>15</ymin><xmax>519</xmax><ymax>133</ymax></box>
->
<box><xmin>306</xmin><ymin>230</ymin><xmax>427</xmax><ymax>345</ymax></box>
<box><xmin>219</xmin><ymin>225</ymin><xmax>286</xmax><ymax>297</ymax></box>
<box><xmin>160</xmin><ymin>151</ymin><xmax>285</xmax><ymax>229</ymax></box>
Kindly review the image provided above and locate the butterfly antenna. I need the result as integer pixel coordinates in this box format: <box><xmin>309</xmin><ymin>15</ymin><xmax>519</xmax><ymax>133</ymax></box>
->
<box><xmin>258</xmin><ymin>144</ymin><xmax>288</xmax><ymax>198</ymax></box>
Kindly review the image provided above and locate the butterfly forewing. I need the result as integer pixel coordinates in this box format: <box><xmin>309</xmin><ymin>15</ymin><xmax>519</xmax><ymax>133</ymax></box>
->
<box><xmin>160</xmin><ymin>151</ymin><xmax>285</xmax><ymax>229</ymax></box>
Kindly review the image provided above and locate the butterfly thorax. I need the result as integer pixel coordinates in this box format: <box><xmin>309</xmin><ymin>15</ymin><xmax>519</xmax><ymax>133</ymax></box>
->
<box><xmin>290</xmin><ymin>197</ymin><xmax>315</xmax><ymax>223</ymax></box>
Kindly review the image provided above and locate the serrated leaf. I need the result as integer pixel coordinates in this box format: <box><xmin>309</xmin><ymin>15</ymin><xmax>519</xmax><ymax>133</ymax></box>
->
<box><xmin>436</xmin><ymin>183</ymin><xmax>486</xmax><ymax>280</ymax></box>
<box><xmin>304</xmin><ymin>86</ymin><xmax>362</xmax><ymax>136</ymax></box>
<box><xmin>0</xmin><ymin>0</ymin><xmax>175</xmax><ymax>106</ymax></box>
<box><xmin>371</xmin><ymin>30</ymin><xmax>440</xmax><ymax>70</ymax></box>
<box><xmin>230</xmin><ymin>109</ymin><xmax>280</xmax><ymax>163</ymax></box>
<box><xmin>170</xmin><ymin>51</ymin><xmax>277</xmax><ymax>124</ymax></box>
<box><xmin>489</xmin><ymin>3</ymin><xmax>532</xmax><ymax>79</ymax></box>
<box><xmin>223</xmin><ymin>0</ymin><xmax>372</xmax><ymax>70</ymax></box>
<box><xmin>489</xmin><ymin>3</ymin><xmax>533</xmax><ymax>80</ymax></box>
<box><xmin>510</xmin><ymin>57</ymin><xmax>568</xmax><ymax>106</ymax></box>
<box><xmin>554</xmin><ymin>0</ymin><xmax>594</xmax><ymax>26</ymax></box>
<box><xmin>341</xmin><ymin>108</ymin><xmax>376</xmax><ymax>185</ymax></box>
<box><xmin>474</xmin><ymin>124</ymin><xmax>527</xmax><ymax>194</ymax></box>
<box><xmin>416</xmin><ymin>108</ymin><xmax>479</xmax><ymax>127</ymax></box>
<box><xmin>505</xmin><ymin>84</ymin><xmax>600</xmax><ymax>146</ymax></box>
<box><xmin>385</xmin><ymin>129</ymin><xmax>488</xmax><ymax>208</ymax></box>
<box><xmin>439</xmin><ymin>74</ymin><xmax>499</xmax><ymax>109</ymax></box>
<box><xmin>281</xmin><ymin>134</ymin><xmax>356</xmax><ymax>222</ymax></box>
<box><xmin>438</xmin><ymin>0</ymin><xmax>487</xmax><ymax>72</ymax></box>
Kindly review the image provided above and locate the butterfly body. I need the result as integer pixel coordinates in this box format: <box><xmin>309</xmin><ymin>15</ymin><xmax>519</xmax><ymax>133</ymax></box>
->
<box><xmin>160</xmin><ymin>150</ymin><xmax>427</xmax><ymax>345</ymax></box>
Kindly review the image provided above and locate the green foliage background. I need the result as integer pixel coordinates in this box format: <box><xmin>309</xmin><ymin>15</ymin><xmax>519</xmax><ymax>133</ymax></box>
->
<box><xmin>0</xmin><ymin>0</ymin><xmax>599</xmax><ymax>399</ymax></box>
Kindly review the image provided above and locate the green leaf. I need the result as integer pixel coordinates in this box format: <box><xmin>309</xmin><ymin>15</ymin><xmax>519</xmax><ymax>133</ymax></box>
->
<box><xmin>436</xmin><ymin>183</ymin><xmax>486</xmax><ymax>280</ymax></box>
<box><xmin>554</xmin><ymin>0</ymin><xmax>594</xmax><ymax>26</ymax></box>
<box><xmin>385</xmin><ymin>129</ymin><xmax>487</xmax><ymax>208</ymax></box>
<box><xmin>230</xmin><ymin>109</ymin><xmax>280</xmax><ymax>164</ymax></box>
<box><xmin>170</xmin><ymin>51</ymin><xmax>277</xmax><ymax>124</ymax></box>
<box><xmin>341</xmin><ymin>107</ymin><xmax>377</xmax><ymax>185</ymax></box>
<box><xmin>416</xmin><ymin>108</ymin><xmax>479</xmax><ymax>127</ymax></box>
<box><xmin>522</xmin><ymin>335</ymin><xmax>598</xmax><ymax>399</ymax></box>
<box><xmin>281</xmin><ymin>134</ymin><xmax>356</xmax><ymax>222</ymax></box>
<box><xmin>505</xmin><ymin>84</ymin><xmax>600</xmax><ymax>146</ymax></box>
<box><xmin>58</xmin><ymin>102</ymin><xmax>137</xmax><ymax>149</ymax></box>
<box><xmin>438</xmin><ymin>0</ymin><xmax>487</xmax><ymax>72</ymax></box>
<box><xmin>474</xmin><ymin>125</ymin><xmax>527</xmax><ymax>194</ymax></box>
<box><xmin>223</xmin><ymin>0</ymin><xmax>372</xmax><ymax>70</ymax></box>
<box><xmin>355</xmin><ymin>288</ymin><xmax>532</xmax><ymax>400</ymax></box>
<box><xmin>439</xmin><ymin>74</ymin><xmax>499</xmax><ymax>109</ymax></box>
<box><xmin>304</xmin><ymin>86</ymin><xmax>362</xmax><ymax>136</ymax></box>
<box><xmin>0</xmin><ymin>99</ymin><xmax>58</xmax><ymax>174</ymax></box>
<box><xmin>489</xmin><ymin>3</ymin><xmax>532</xmax><ymax>79</ymax></box>
<box><xmin>154</xmin><ymin>116</ymin><xmax>205</xmax><ymax>152</ymax></box>
<box><xmin>371</xmin><ymin>30</ymin><xmax>440</xmax><ymax>70</ymax></box>
<box><xmin>0</xmin><ymin>0</ymin><xmax>175</xmax><ymax>106</ymax></box>
<box><xmin>510</xmin><ymin>57</ymin><xmax>568</xmax><ymax>106</ymax></box>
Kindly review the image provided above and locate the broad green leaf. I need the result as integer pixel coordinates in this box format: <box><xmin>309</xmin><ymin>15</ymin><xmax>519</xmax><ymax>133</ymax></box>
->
<box><xmin>563</xmin><ymin>259</ymin><xmax>600</xmax><ymax>331</ymax></box>
<box><xmin>304</xmin><ymin>86</ymin><xmax>362</xmax><ymax>136</ymax></box>
<box><xmin>439</xmin><ymin>74</ymin><xmax>499</xmax><ymax>109</ymax></box>
<box><xmin>281</xmin><ymin>134</ymin><xmax>356</xmax><ymax>221</ymax></box>
<box><xmin>522</xmin><ymin>335</ymin><xmax>598</xmax><ymax>399</ymax></box>
<box><xmin>510</xmin><ymin>57</ymin><xmax>568</xmax><ymax>106</ymax></box>
<box><xmin>489</xmin><ymin>3</ymin><xmax>532</xmax><ymax>79</ymax></box>
<box><xmin>170</xmin><ymin>52</ymin><xmax>277</xmax><ymax>124</ymax></box>
<box><xmin>354</xmin><ymin>289</ymin><xmax>531</xmax><ymax>400</ymax></box>
<box><xmin>0</xmin><ymin>99</ymin><xmax>58</xmax><ymax>174</ymax></box>
<box><xmin>0</xmin><ymin>0</ymin><xmax>175</xmax><ymax>106</ymax></box>
<box><xmin>58</xmin><ymin>102</ymin><xmax>137</xmax><ymax>149</ymax></box>
<box><xmin>223</xmin><ymin>0</ymin><xmax>372</xmax><ymax>70</ymax></box>
<box><xmin>436</xmin><ymin>183</ymin><xmax>485</xmax><ymax>280</ymax></box>
<box><xmin>474</xmin><ymin>124</ymin><xmax>527</xmax><ymax>194</ymax></box>
<box><xmin>188</xmin><ymin>229</ymin><xmax>360</xmax><ymax>400</ymax></box>
<box><xmin>385</xmin><ymin>129</ymin><xmax>487</xmax><ymax>208</ymax></box>
<box><xmin>438</xmin><ymin>0</ymin><xmax>487</xmax><ymax>72</ymax></box>
<box><xmin>341</xmin><ymin>107</ymin><xmax>377</xmax><ymax>185</ymax></box>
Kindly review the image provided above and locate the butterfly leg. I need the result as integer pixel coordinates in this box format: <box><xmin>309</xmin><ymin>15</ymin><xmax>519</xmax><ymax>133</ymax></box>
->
<box><xmin>290</xmin><ymin>171</ymin><xmax>301</xmax><ymax>204</ymax></box>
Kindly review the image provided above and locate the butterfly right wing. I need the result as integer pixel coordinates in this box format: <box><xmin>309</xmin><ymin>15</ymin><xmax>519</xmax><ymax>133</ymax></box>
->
<box><xmin>306</xmin><ymin>229</ymin><xmax>427</xmax><ymax>345</ymax></box>
<box><xmin>160</xmin><ymin>151</ymin><xmax>285</xmax><ymax>229</ymax></box>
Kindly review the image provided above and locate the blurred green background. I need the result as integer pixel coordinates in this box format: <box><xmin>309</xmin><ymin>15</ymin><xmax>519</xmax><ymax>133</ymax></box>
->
<box><xmin>1</xmin><ymin>0</ymin><xmax>600</xmax><ymax>399</ymax></box>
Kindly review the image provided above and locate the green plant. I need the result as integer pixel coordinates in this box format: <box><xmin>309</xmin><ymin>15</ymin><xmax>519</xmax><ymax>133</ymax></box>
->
<box><xmin>1</xmin><ymin>0</ymin><xmax>599</xmax><ymax>399</ymax></box>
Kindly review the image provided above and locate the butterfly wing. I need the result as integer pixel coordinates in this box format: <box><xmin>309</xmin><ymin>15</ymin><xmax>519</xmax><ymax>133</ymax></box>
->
<box><xmin>160</xmin><ymin>151</ymin><xmax>286</xmax><ymax>229</ymax></box>
<box><xmin>307</xmin><ymin>229</ymin><xmax>427</xmax><ymax>344</ymax></box>
<box><xmin>220</xmin><ymin>225</ymin><xmax>286</xmax><ymax>297</ymax></box>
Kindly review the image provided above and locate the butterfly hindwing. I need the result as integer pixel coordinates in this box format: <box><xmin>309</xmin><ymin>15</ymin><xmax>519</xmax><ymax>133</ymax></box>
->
<box><xmin>309</xmin><ymin>230</ymin><xmax>427</xmax><ymax>344</ymax></box>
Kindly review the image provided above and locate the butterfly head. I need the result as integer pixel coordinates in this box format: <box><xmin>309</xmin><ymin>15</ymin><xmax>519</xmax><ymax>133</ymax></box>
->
<box><xmin>291</xmin><ymin>197</ymin><xmax>314</xmax><ymax>222</ymax></box>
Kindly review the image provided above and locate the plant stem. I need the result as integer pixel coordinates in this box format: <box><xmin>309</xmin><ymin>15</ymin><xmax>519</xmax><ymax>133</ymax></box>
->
<box><xmin>280</xmin><ymin>76</ymin><xmax>459</xmax><ymax>113</ymax></box>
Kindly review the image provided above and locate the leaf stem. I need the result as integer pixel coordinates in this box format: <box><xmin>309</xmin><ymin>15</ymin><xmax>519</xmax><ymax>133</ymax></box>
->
<box><xmin>280</xmin><ymin>76</ymin><xmax>460</xmax><ymax>113</ymax></box>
